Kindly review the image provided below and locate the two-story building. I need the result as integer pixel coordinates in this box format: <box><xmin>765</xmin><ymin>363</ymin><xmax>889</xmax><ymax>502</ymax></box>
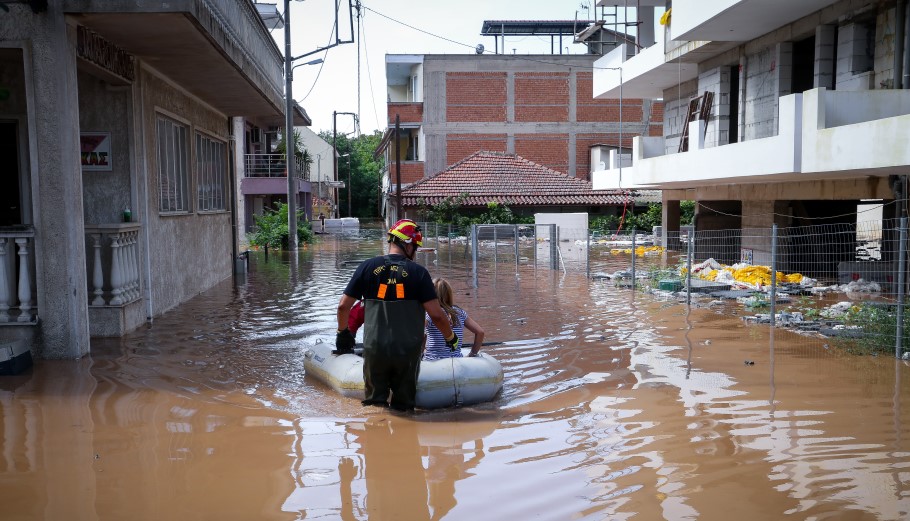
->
<box><xmin>0</xmin><ymin>0</ymin><xmax>309</xmax><ymax>359</ymax></box>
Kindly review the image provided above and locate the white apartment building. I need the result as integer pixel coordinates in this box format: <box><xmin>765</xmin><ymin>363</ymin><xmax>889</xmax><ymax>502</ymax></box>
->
<box><xmin>592</xmin><ymin>0</ymin><xmax>910</xmax><ymax>263</ymax></box>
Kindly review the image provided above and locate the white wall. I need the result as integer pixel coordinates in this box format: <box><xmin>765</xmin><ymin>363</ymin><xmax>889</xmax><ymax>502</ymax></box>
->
<box><xmin>535</xmin><ymin>213</ymin><xmax>588</xmax><ymax>241</ymax></box>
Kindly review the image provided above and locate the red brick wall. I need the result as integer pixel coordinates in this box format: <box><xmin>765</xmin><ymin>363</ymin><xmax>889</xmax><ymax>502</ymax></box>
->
<box><xmin>446</xmin><ymin>72</ymin><xmax>507</xmax><ymax>122</ymax></box>
<box><xmin>649</xmin><ymin>102</ymin><xmax>665</xmax><ymax>136</ymax></box>
<box><xmin>514</xmin><ymin>72</ymin><xmax>569</xmax><ymax>122</ymax></box>
<box><xmin>393</xmin><ymin>161</ymin><xmax>424</xmax><ymax>185</ymax></box>
<box><xmin>446</xmin><ymin>134</ymin><xmax>507</xmax><ymax>167</ymax></box>
<box><xmin>515</xmin><ymin>133</ymin><xmax>569</xmax><ymax>173</ymax></box>
<box><xmin>576</xmin><ymin>72</ymin><xmax>645</xmax><ymax>123</ymax></box>
<box><xmin>388</xmin><ymin>103</ymin><xmax>423</xmax><ymax>125</ymax></box>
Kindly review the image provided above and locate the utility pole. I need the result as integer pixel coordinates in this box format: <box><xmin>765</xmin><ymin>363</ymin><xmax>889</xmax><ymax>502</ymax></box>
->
<box><xmin>395</xmin><ymin>114</ymin><xmax>401</xmax><ymax>219</ymax></box>
<box><xmin>284</xmin><ymin>0</ymin><xmax>297</xmax><ymax>248</ymax></box>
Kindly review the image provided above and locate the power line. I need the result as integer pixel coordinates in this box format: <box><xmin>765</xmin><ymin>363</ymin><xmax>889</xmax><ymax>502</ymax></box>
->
<box><xmin>298</xmin><ymin>6</ymin><xmax>338</xmax><ymax>101</ymax></box>
<box><xmin>360</xmin><ymin>4</ymin><xmax>476</xmax><ymax>51</ymax></box>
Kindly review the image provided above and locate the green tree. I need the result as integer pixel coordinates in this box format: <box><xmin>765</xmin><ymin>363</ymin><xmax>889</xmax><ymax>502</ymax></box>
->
<box><xmin>275</xmin><ymin>129</ymin><xmax>314</xmax><ymax>179</ymax></box>
<box><xmin>318</xmin><ymin>130</ymin><xmax>384</xmax><ymax>218</ymax></box>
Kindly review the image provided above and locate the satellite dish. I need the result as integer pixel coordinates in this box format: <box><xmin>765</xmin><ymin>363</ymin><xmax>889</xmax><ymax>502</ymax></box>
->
<box><xmin>475</xmin><ymin>43</ymin><xmax>485</xmax><ymax>55</ymax></box>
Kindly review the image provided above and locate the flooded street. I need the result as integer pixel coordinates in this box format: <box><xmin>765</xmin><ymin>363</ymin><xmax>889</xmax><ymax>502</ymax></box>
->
<box><xmin>2</xmin><ymin>226</ymin><xmax>909</xmax><ymax>520</ymax></box>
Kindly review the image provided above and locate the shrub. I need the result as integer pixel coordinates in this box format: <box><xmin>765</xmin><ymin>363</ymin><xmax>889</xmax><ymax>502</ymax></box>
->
<box><xmin>248</xmin><ymin>203</ymin><xmax>313</xmax><ymax>250</ymax></box>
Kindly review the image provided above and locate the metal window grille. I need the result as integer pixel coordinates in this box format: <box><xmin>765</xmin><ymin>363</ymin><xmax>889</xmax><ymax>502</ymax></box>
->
<box><xmin>195</xmin><ymin>133</ymin><xmax>227</xmax><ymax>211</ymax></box>
<box><xmin>156</xmin><ymin>116</ymin><xmax>189</xmax><ymax>213</ymax></box>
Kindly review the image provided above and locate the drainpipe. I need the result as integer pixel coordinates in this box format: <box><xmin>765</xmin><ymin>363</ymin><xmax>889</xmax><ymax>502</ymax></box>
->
<box><xmin>895</xmin><ymin>0</ymin><xmax>905</xmax><ymax>88</ymax></box>
<box><xmin>227</xmin><ymin>119</ymin><xmax>239</xmax><ymax>278</ymax></box>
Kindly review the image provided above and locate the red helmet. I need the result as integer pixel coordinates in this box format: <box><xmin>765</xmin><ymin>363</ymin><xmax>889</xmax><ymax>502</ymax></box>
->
<box><xmin>388</xmin><ymin>219</ymin><xmax>423</xmax><ymax>247</ymax></box>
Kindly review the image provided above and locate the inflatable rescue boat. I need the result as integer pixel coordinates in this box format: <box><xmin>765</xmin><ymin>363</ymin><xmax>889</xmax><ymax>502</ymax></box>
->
<box><xmin>303</xmin><ymin>343</ymin><xmax>504</xmax><ymax>409</ymax></box>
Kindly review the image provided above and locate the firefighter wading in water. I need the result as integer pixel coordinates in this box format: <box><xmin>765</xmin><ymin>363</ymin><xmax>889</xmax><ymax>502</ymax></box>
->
<box><xmin>335</xmin><ymin>219</ymin><xmax>459</xmax><ymax>411</ymax></box>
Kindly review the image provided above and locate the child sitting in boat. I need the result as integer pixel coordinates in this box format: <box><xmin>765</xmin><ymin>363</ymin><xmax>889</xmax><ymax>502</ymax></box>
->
<box><xmin>423</xmin><ymin>278</ymin><xmax>484</xmax><ymax>360</ymax></box>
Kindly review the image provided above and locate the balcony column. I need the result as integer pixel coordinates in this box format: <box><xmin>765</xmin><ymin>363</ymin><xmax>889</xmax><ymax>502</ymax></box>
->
<box><xmin>108</xmin><ymin>233</ymin><xmax>124</xmax><ymax>306</ymax></box>
<box><xmin>0</xmin><ymin>239</ymin><xmax>9</xmax><ymax>322</ymax></box>
<box><xmin>127</xmin><ymin>230</ymin><xmax>139</xmax><ymax>301</ymax></box>
<box><xmin>15</xmin><ymin>238</ymin><xmax>32</xmax><ymax>322</ymax></box>
<box><xmin>90</xmin><ymin>233</ymin><xmax>105</xmax><ymax>305</ymax></box>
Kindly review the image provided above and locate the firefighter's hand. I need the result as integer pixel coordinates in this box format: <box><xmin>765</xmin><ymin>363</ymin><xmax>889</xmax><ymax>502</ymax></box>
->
<box><xmin>334</xmin><ymin>328</ymin><xmax>356</xmax><ymax>355</ymax></box>
<box><xmin>445</xmin><ymin>332</ymin><xmax>460</xmax><ymax>352</ymax></box>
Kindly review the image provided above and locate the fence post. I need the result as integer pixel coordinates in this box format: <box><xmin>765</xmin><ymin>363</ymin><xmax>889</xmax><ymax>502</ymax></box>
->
<box><xmin>896</xmin><ymin>216</ymin><xmax>907</xmax><ymax>358</ymax></box>
<box><xmin>771</xmin><ymin>224</ymin><xmax>778</xmax><ymax>328</ymax></box>
<box><xmin>550</xmin><ymin>224</ymin><xmax>558</xmax><ymax>270</ymax></box>
<box><xmin>631</xmin><ymin>229</ymin><xmax>636</xmax><ymax>291</ymax></box>
<box><xmin>586</xmin><ymin>226</ymin><xmax>591</xmax><ymax>279</ymax></box>
<box><xmin>471</xmin><ymin>224</ymin><xmax>479</xmax><ymax>288</ymax></box>
<box><xmin>533</xmin><ymin>224</ymin><xmax>538</xmax><ymax>267</ymax></box>
<box><xmin>493</xmin><ymin>225</ymin><xmax>498</xmax><ymax>265</ymax></box>
<box><xmin>686</xmin><ymin>231</ymin><xmax>693</xmax><ymax>306</ymax></box>
<box><xmin>514</xmin><ymin>224</ymin><xmax>519</xmax><ymax>274</ymax></box>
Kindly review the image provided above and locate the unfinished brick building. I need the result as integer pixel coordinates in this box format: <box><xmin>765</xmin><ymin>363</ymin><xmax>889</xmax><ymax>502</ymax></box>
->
<box><xmin>378</xmin><ymin>45</ymin><xmax>663</xmax><ymax>222</ymax></box>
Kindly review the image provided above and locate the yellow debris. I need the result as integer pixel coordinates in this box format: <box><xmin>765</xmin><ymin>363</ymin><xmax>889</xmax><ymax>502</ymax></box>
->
<box><xmin>610</xmin><ymin>246</ymin><xmax>666</xmax><ymax>256</ymax></box>
<box><xmin>693</xmin><ymin>263</ymin><xmax>804</xmax><ymax>286</ymax></box>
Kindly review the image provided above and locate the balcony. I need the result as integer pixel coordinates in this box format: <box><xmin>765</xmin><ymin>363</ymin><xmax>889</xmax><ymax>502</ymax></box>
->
<box><xmin>68</xmin><ymin>0</ymin><xmax>286</xmax><ymax>124</ymax></box>
<box><xmin>388</xmin><ymin>103</ymin><xmax>423</xmax><ymax>126</ymax></box>
<box><xmin>241</xmin><ymin>153</ymin><xmax>312</xmax><ymax>196</ymax></box>
<box><xmin>84</xmin><ymin>223</ymin><xmax>145</xmax><ymax>337</ymax></box>
<box><xmin>592</xmin><ymin>88</ymin><xmax>910</xmax><ymax>191</ymax></box>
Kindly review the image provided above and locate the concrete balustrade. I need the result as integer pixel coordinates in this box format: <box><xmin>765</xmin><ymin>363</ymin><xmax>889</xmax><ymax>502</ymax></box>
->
<box><xmin>84</xmin><ymin>223</ymin><xmax>142</xmax><ymax>308</ymax></box>
<box><xmin>0</xmin><ymin>227</ymin><xmax>36</xmax><ymax>324</ymax></box>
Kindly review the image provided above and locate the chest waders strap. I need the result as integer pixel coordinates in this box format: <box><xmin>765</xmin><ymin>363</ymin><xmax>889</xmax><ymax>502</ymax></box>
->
<box><xmin>376</xmin><ymin>256</ymin><xmax>406</xmax><ymax>300</ymax></box>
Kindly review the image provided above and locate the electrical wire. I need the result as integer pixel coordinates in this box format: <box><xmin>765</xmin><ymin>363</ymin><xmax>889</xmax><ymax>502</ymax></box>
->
<box><xmin>297</xmin><ymin>4</ymin><xmax>338</xmax><ymax>101</ymax></box>
<box><xmin>694</xmin><ymin>199</ymin><xmax>896</xmax><ymax>221</ymax></box>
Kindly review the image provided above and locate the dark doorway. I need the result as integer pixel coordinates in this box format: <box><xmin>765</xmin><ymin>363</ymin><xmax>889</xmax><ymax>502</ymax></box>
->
<box><xmin>0</xmin><ymin>121</ymin><xmax>21</xmax><ymax>226</ymax></box>
<box><xmin>792</xmin><ymin>35</ymin><xmax>816</xmax><ymax>94</ymax></box>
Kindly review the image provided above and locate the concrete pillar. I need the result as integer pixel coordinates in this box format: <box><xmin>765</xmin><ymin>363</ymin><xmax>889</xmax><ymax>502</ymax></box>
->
<box><xmin>639</xmin><ymin>7</ymin><xmax>655</xmax><ymax>49</ymax></box>
<box><xmin>31</xmin><ymin>14</ymin><xmax>90</xmax><ymax>357</ymax></box>
<box><xmin>662</xmin><ymin>199</ymin><xmax>681</xmax><ymax>250</ymax></box>
<box><xmin>815</xmin><ymin>25</ymin><xmax>836</xmax><ymax>89</ymax></box>
<box><xmin>232</xmin><ymin>117</ymin><xmax>247</xmax><ymax>248</ymax></box>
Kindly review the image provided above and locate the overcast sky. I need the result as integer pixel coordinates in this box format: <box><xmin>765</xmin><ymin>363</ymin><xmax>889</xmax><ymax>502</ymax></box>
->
<box><xmin>269</xmin><ymin>0</ymin><xmax>607</xmax><ymax>136</ymax></box>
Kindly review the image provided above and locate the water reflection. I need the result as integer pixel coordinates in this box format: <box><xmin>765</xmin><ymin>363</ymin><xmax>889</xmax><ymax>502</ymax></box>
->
<box><xmin>1</xmin><ymin>225</ymin><xmax>909</xmax><ymax>520</ymax></box>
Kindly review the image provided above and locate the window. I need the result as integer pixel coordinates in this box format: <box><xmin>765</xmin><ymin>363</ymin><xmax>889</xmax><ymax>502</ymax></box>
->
<box><xmin>195</xmin><ymin>133</ymin><xmax>227</xmax><ymax>211</ymax></box>
<box><xmin>156</xmin><ymin>116</ymin><xmax>190</xmax><ymax>213</ymax></box>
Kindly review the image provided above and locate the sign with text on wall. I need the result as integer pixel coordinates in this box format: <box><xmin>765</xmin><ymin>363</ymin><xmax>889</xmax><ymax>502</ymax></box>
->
<box><xmin>80</xmin><ymin>132</ymin><xmax>112</xmax><ymax>171</ymax></box>
<box><xmin>740</xmin><ymin>248</ymin><xmax>753</xmax><ymax>265</ymax></box>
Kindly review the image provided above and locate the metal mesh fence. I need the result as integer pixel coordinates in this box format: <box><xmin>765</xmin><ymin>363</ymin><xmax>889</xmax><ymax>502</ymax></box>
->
<box><xmin>416</xmin><ymin>217</ymin><xmax>909</xmax><ymax>358</ymax></box>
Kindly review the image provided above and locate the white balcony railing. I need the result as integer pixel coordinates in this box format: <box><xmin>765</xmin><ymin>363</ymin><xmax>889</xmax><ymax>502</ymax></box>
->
<box><xmin>0</xmin><ymin>226</ymin><xmax>36</xmax><ymax>324</ymax></box>
<box><xmin>244</xmin><ymin>153</ymin><xmax>308</xmax><ymax>180</ymax></box>
<box><xmin>84</xmin><ymin>223</ymin><xmax>142</xmax><ymax>307</ymax></box>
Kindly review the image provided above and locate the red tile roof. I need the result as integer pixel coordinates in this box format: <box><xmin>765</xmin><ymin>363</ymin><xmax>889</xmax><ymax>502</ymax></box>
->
<box><xmin>400</xmin><ymin>151</ymin><xmax>636</xmax><ymax>207</ymax></box>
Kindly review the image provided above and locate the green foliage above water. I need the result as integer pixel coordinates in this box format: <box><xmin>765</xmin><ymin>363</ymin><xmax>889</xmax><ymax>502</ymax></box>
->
<box><xmin>248</xmin><ymin>202</ymin><xmax>314</xmax><ymax>250</ymax></box>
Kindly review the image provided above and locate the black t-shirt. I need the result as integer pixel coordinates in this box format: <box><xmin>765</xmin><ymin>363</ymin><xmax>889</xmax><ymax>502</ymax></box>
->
<box><xmin>343</xmin><ymin>254</ymin><xmax>437</xmax><ymax>303</ymax></box>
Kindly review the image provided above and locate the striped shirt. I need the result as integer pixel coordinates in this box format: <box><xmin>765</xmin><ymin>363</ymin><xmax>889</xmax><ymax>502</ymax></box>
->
<box><xmin>423</xmin><ymin>307</ymin><xmax>467</xmax><ymax>361</ymax></box>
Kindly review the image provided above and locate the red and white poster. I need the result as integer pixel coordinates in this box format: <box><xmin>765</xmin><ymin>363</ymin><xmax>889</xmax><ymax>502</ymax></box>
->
<box><xmin>80</xmin><ymin>132</ymin><xmax>112</xmax><ymax>171</ymax></box>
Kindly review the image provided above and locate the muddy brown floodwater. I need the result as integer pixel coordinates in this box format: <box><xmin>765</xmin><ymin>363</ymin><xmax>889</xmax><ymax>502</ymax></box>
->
<box><xmin>1</xmin><ymin>226</ymin><xmax>909</xmax><ymax>520</ymax></box>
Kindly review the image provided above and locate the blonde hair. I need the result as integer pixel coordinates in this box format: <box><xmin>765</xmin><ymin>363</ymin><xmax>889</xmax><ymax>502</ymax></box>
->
<box><xmin>433</xmin><ymin>278</ymin><xmax>458</xmax><ymax>326</ymax></box>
